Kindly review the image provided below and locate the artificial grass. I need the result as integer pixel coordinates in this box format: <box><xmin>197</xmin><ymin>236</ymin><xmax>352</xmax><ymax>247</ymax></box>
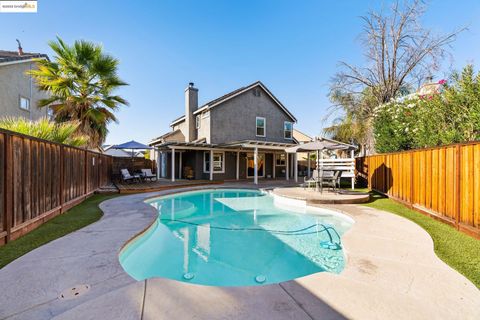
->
<box><xmin>361</xmin><ymin>190</ymin><xmax>480</xmax><ymax>289</ymax></box>
<box><xmin>0</xmin><ymin>193</ymin><xmax>119</xmax><ymax>269</ymax></box>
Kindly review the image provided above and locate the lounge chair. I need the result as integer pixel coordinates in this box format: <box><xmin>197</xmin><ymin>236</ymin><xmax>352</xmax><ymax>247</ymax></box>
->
<box><xmin>121</xmin><ymin>169</ymin><xmax>141</xmax><ymax>183</ymax></box>
<box><xmin>141</xmin><ymin>169</ymin><xmax>157</xmax><ymax>181</ymax></box>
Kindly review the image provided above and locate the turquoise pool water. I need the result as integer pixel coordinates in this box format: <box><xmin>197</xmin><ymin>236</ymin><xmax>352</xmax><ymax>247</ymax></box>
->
<box><xmin>119</xmin><ymin>189</ymin><xmax>353</xmax><ymax>286</ymax></box>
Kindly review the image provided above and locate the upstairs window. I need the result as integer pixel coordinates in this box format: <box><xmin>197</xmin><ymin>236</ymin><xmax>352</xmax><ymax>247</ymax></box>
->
<box><xmin>284</xmin><ymin>121</ymin><xmax>293</xmax><ymax>139</ymax></box>
<box><xmin>256</xmin><ymin>117</ymin><xmax>266</xmax><ymax>137</ymax></box>
<box><xmin>196</xmin><ymin>115</ymin><xmax>201</xmax><ymax>129</ymax></box>
<box><xmin>19</xmin><ymin>96</ymin><xmax>30</xmax><ymax>111</ymax></box>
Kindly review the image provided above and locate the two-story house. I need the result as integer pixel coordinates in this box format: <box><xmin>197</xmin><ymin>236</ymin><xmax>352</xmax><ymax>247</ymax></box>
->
<box><xmin>0</xmin><ymin>48</ymin><xmax>50</xmax><ymax>120</ymax></box>
<box><xmin>150</xmin><ymin>81</ymin><xmax>300</xmax><ymax>184</ymax></box>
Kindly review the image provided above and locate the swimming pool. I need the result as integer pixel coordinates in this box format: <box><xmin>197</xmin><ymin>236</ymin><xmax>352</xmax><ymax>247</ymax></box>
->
<box><xmin>119</xmin><ymin>189</ymin><xmax>353</xmax><ymax>286</ymax></box>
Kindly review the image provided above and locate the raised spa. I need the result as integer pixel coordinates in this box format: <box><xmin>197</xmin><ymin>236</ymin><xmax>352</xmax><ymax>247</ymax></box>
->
<box><xmin>119</xmin><ymin>189</ymin><xmax>353</xmax><ymax>286</ymax></box>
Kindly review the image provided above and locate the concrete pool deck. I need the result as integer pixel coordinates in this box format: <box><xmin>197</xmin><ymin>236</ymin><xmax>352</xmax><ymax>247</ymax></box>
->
<box><xmin>0</xmin><ymin>183</ymin><xmax>479</xmax><ymax>319</ymax></box>
<box><xmin>272</xmin><ymin>187</ymin><xmax>370</xmax><ymax>204</ymax></box>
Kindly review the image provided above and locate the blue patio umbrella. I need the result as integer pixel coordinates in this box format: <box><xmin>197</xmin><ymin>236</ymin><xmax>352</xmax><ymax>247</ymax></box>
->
<box><xmin>111</xmin><ymin>140</ymin><xmax>152</xmax><ymax>159</ymax></box>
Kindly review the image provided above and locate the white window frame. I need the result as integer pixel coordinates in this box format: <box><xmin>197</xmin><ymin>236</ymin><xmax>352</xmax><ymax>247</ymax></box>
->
<box><xmin>284</xmin><ymin>121</ymin><xmax>293</xmax><ymax>139</ymax></box>
<box><xmin>275</xmin><ymin>153</ymin><xmax>286</xmax><ymax>166</ymax></box>
<box><xmin>19</xmin><ymin>96</ymin><xmax>30</xmax><ymax>111</ymax></box>
<box><xmin>203</xmin><ymin>151</ymin><xmax>225</xmax><ymax>173</ymax></box>
<box><xmin>256</xmin><ymin>116</ymin><xmax>266</xmax><ymax>137</ymax></box>
<box><xmin>196</xmin><ymin>115</ymin><xmax>201</xmax><ymax>129</ymax></box>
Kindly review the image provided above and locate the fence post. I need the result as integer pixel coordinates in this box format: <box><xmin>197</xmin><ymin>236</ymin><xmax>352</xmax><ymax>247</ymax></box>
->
<box><xmin>410</xmin><ymin>152</ymin><xmax>414</xmax><ymax>204</ymax></box>
<box><xmin>455</xmin><ymin>145</ymin><xmax>461</xmax><ymax>229</ymax></box>
<box><xmin>84</xmin><ymin>150</ymin><xmax>88</xmax><ymax>195</ymax></box>
<box><xmin>59</xmin><ymin>145</ymin><xmax>64</xmax><ymax>207</ymax></box>
<box><xmin>367</xmin><ymin>156</ymin><xmax>372</xmax><ymax>190</ymax></box>
<box><xmin>4</xmin><ymin>132</ymin><xmax>13</xmax><ymax>243</ymax></box>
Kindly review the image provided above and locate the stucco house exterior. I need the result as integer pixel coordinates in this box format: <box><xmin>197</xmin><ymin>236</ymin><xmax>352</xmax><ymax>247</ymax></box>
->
<box><xmin>150</xmin><ymin>81</ymin><xmax>301</xmax><ymax>184</ymax></box>
<box><xmin>0</xmin><ymin>49</ymin><xmax>50</xmax><ymax>120</ymax></box>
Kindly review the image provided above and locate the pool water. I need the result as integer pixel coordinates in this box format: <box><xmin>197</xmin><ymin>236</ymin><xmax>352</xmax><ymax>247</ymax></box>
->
<box><xmin>119</xmin><ymin>189</ymin><xmax>353</xmax><ymax>286</ymax></box>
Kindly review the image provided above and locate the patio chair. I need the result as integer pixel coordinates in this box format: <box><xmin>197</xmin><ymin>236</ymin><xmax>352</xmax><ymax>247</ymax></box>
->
<box><xmin>303</xmin><ymin>170</ymin><xmax>319</xmax><ymax>189</ymax></box>
<box><xmin>321</xmin><ymin>170</ymin><xmax>342</xmax><ymax>191</ymax></box>
<box><xmin>184</xmin><ymin>166</ymin><xmax>194</xmax><ymax>180</ymax></box>
<box><xmin>141</xmin><ymin>169</ymin><xmax>157</xmax><ymax>181</ymax></box>
<box><xmin>121</xmin><ymin>169</ymin><xmax>141</xmax><ymax>183</ymax></box>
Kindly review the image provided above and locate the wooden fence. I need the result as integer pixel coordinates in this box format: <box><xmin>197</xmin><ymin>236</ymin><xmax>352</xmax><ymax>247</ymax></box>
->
<box><xmin>0</xmin><ymin>128</ymin><xmax>112</xmax><ymax>245</ymax></box>
<box><xmin>356</xmin><ymin>141</ymin><xmax>480</xmax><ymax>238</ymax></box>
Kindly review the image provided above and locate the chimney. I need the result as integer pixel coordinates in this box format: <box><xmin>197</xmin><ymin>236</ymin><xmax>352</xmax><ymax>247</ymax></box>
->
<box><xmin>185</xmin><ymin>82</ymin><xmax>198</xmax><ymax>142</ymax></box>
<box><xmin>16</xmin><ymin>39</ymin><xmax>23</xmax><ymax>56</ymax></box>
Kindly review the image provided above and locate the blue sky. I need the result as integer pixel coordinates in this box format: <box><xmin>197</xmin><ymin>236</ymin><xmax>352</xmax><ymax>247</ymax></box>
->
<box><xmin>1</xmin><ymin>0</ymin><xmax>479</xmax><ymax>144</ymax></box>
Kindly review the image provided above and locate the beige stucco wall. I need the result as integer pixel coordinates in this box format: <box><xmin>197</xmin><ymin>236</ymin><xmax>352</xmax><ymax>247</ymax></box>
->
<box><xmin>0</xmin><ymin>61</ymin><xmax>49</xmax><ymax>121</ymax></box>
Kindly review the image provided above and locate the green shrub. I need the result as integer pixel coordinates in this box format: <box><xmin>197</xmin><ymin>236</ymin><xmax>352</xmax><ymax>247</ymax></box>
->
<box><xmin>0</xmin><ymin>117</ymin><xmax>88</xmax><ymax>147</ymax></box>
<box><xmin>374</xmin><ymin>65</ymin><xmax>480</xmax><ymax>153</ymax></box>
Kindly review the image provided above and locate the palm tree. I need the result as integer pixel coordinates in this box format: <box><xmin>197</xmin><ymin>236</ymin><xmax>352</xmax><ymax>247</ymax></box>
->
<box><xmin>28</xmin><ymin>37</ymin><xmax>128</xmax><ymax>147</ymax></box>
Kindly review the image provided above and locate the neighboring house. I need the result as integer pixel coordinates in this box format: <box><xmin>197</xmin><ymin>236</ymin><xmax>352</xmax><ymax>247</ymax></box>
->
<box><xmin>0</xmin><ymin>48</ymin><xmax>50</xmax><ymax>120</ymax></box>
<box><xmin>150</xmin><ymin>81</ymin><xmax>299</xmax><ymax>183</ymax></box>
<box><xmin>104</xmin><ymin>148</ymin><xmax>135</xmax><ymax>158</ymax></box>
<box><xmin>103</xmin><ymin>147</ymin><xmax>145</xmax><ymax>158</ymax></box>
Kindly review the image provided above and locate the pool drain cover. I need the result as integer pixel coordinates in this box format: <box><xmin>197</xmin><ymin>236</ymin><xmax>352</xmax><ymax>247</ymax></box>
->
<box><xmin>58</xmin><ymin>284</ymin><xmax>90</xmax><ymax>300</ymax></box>
<box><xmin>183</xmin><ymin>273</ymin><xmax>195</xmax><ymax>280</ymax></box>
<box><xmin>255</xmin><ymin>275</ymin><xmax>266</xmax><ymax>283</ymax></box>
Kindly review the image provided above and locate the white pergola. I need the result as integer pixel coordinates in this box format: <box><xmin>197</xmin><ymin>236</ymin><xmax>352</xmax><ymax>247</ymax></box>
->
<box><xmin>155</xmin><ymin>140</ymin><xmax>297</xmax><ymax>184</ymax></box>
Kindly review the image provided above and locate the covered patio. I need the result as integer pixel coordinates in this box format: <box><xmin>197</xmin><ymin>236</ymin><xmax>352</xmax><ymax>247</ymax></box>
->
<box><xmin>155</xmin><ymin>140</ymin><xmax>301</xmax><ymax>184</ymax></box>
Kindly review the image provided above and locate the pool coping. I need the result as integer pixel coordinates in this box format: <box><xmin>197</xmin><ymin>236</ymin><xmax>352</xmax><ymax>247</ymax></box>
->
<box><xmin>0</xmin><ymin>183</ymin><xmax>479</xmax><ymax>320</ymax></box>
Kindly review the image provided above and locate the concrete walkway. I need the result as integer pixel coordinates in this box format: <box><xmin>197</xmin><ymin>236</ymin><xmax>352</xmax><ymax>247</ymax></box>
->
<box><xmin>0</xmin><ymin>184</ymin><xmax>479</xmax><ymax>319</ymax></box>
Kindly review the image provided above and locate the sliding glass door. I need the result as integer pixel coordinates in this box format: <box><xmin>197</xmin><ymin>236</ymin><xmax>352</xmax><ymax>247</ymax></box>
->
<box><xmin>246</xmin><ymin>153</ymin><xmax>265</xmax><ymax>178</ymax></box>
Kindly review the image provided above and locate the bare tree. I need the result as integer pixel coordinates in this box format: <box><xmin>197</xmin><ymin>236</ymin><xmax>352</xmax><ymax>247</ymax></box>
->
<box><xmin>328</xmin><ymin>0</ymin><xmax>463</xmax><ymax>153</ymax></box>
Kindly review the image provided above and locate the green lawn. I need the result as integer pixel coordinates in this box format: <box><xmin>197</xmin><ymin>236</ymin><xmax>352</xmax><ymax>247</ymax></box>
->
<box><xmin>360</xmin><ymin>190</ymin><xmax>480</xmax><ymax>288</ymax></box>
<box><xmin>0</xmin><ymin>194</ymin><xmax>119</xmax><ymax>269</ymax></box>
